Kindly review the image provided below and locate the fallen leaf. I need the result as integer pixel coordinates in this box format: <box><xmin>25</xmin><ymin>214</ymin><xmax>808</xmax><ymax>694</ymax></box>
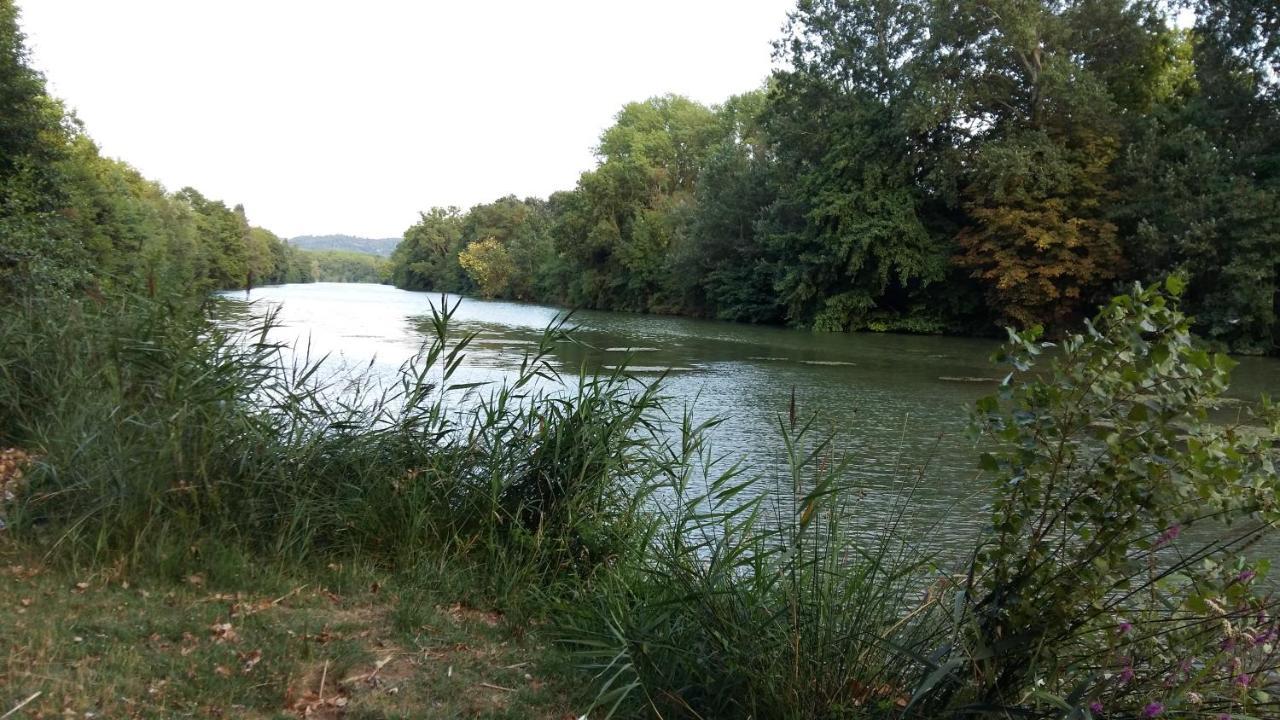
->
<box><xmin>210</xmin><ymin>622</ymin><xmax>238</xmax><ymax>644</ymax></box>
<box><xmin>240</xmin><ymin>649</ymin><xmax>262</xmax><ymax>674</ymax></box>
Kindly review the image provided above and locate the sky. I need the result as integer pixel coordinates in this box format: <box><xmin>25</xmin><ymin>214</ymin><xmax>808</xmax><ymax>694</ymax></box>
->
<box><xmin>17</xmin><ymin>0</ymin><xmax>794</xmax><ymax>239</ymax></box>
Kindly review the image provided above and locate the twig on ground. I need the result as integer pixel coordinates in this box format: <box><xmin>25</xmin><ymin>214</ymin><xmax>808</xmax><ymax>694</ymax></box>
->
<box><xmin>2</xmin><ymin>691</ymin><xmax>42</xmax><ymax>719</ymax></box>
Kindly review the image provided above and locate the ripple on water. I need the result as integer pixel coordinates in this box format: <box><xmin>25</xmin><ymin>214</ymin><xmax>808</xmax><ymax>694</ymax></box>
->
<box><xmin>601</xmin><ymin>365</ymin><xmax>692</xmax><ymax>373</ymax></box>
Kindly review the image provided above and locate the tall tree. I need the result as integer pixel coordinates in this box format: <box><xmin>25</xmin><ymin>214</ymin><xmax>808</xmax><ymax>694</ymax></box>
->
<box><xmin>766</xmin><ymin>0</ymin><xmax>953</xmax><ymax>332</ymax></box>
<box><xmin>460</xmin><ymin>196</ymin><xmax>554</xmax><ymax>301</ymax></box>
<box><xmin>551</xmin><ymin>95</ymin><xmax>722</xmax><ymax>312</ymax></box>
<box><xmin>683</xmin><ymin>90</ymin><xmax>783</xmax><ymax>322</ymax></box>
<box><xmin>933</xmin><ymin>1</ymin><xmax>1168</xmax><ymax>329</ymax></box>
<box><xmin>1113</xmin><ymin>1</ymin><xmax>1280</xmax><ymax>352</ymax></box>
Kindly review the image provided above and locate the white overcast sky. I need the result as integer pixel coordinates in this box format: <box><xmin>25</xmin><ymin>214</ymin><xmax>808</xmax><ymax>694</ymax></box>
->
<box><xmin>17</xmin><ymin>1</ymin><xmax>794</xmax><ymax>239</ymax></box>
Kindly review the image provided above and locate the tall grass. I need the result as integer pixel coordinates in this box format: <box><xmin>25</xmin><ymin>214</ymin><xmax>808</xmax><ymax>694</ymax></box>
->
<box><xmin>560</xmin><ymin>412</ymin><xmax>955</xmax><ymax>719</ymax></box>
<box><xmin>0</xmin><ymin>290</ymin><xmax>668</xmax><ymax>592</ymax></box>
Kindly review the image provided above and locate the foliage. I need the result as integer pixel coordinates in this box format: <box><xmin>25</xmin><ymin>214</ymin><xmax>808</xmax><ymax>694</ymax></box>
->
<box><xmin>303</xmin><ymin>249</ymin><xmax>389</xmax><ymax>284</ymax></box>
<box><xmin>379</xmin><ymin>1</ymin><xmax>1280</xmax><ymax>354</ymax></box>
<box><xmin>461</xmin><ymin>196</ymin><xmax>556</xmax><ymax>301</ymax></box>
<box><xmin>685</xmin><ymin>102</ymin><xmax>784</xmax><ymax>323</ymax></box>
<box><xmin>919</xmin><ymin>277</ymin><xmax>1280</xmax><ymax>716</ymax></box>
<box><xmin>0</xmin><ymin>0</ymin><xmax>82</xmax><ymax>296</ymax></box>
<box><xmin>1111</xmin><ymin>1</ymin><xmax>1280</xmax><ymax>352</ymax></box>
<box><xmin>458</xmin><ymin>237</ymin><xmax>516</xmax><ymax>298</ymax></box>
<box><xmin>390</xmin><ymin>207</ymin><xmax>468</xmax><ymax>293</ymax></box>
<box><xmin>763</xmin><ymin>0</ymin><xmax>953</xmax><ymax>333</ymax></box>
<box><xmin>0</xmin><ymin>0</ymin><xmax>313</xmax><ymax>302</ymax></box>
<box><xmin>956</xmin><ymin>132</ymin><xmax>1124</xmax><ymax>328</ymax></box>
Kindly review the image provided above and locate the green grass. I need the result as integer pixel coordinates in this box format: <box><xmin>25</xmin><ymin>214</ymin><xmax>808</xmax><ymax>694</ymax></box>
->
<box><xmin>0</xmin><ymin>541</ymin><xmax>580</xmax><ymax>719</ymax></box>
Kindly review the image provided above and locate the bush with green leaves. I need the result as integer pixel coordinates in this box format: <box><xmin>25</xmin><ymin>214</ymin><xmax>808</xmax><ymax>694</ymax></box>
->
<box><xmin>929</xmin><ymin>277</ymin><xmax>1280</xmax><ymax>718</ymax></box>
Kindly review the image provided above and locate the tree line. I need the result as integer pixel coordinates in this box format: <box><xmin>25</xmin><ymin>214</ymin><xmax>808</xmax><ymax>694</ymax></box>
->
<box><xmin>390</xmin><ymin>0</ymin><xmax>1280</xmax><ymax>353</ymax></box>
<box><xmin>0</xmin><ymin>1</ymin><xmax>394</xmax><ymax>300</ymax></box>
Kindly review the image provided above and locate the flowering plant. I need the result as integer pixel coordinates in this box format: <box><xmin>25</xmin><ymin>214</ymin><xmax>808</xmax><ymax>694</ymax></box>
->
<box><xmin>916</xmin><ymin>278</ymin><xmax>1280</xmax><ymax>718</ymax></box>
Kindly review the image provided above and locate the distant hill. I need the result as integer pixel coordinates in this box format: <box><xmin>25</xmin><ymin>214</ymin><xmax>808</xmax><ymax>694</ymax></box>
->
<box><xmin>289</xmin><ymin>235</ymin><xmax>400</xmax><ymax>257</ymax></box>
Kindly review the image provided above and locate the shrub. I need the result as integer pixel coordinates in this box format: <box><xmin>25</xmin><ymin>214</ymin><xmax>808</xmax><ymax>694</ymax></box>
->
<box><xmin>924</xmin><ymin>277</ymin><xmax>1280</xmax><ymax>718</ymax></box>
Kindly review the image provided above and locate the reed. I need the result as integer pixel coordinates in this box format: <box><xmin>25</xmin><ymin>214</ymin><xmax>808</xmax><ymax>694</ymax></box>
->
<box><xmin>0</xmin><ymin>290</ymin><xmax>663</xmax><ymax>593</ymax></box>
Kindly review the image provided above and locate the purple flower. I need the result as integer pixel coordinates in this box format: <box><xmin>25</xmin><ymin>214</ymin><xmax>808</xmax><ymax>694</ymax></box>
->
<box><xmin>1154</xmin><ymin>524</ymin><xmax>1181</xmax><ymax>548</ymax></box>
<box><xmin>1142</xmin><ymin>702</ymin><xmax>1164</xmax><ymax>717</ymax></box>
<box><xmin>1119</xmin><ymin>666</ymin><xmax>1135</xmax><ymax>684</ymax></box>
<box><xmin>1236</xmin><ymin>569</ymin><xmax>1257</xmax><ymax>584</ymax></box>
<box><xmin>1117</xmin><ymin>620</ymin><xmax>1133</xmax><ymax>635</ymax></box>
<box><xmin>1088</xmin><ymin>700</ymin><xmax>1104</xmax><ymax>716</ymax></box>
<box><xmin>1235</xmin><ymin>673</ymin><xmax>1251</xmax><ymax>687</ymax></box>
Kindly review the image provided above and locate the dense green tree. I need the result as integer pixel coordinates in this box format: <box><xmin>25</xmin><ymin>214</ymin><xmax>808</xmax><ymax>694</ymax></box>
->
<box><xmin>0</xmin><ymin>0</ymin><xmax>309</xmax><ymax>300</ymax></box>
<box><xmin>461</xmin><ymin>196</ymin><xmax>555</xmax><ymax>301</ymax></box>
<box><xmin>372</xmin><ymin>0</ymin><xmax>1276</xmax><ymax>353</ymax></box>
<box><xmin>1110</xmin><ymin>1</ymin><xmax>1280</xmax><ymax>352</ymax></box>
<box><xmin>928</xmin><ymin>0</ymin><xmax>1171</xmax><ymax>328</ymax></box>
<box><xmin>550</xmin><ymin>95</ymin><xmax>723</xmax><ymax>312</ymax></box>
<box><xmin>682</xmin><ymin>91</ymin><xmax>783</xmax><ymax>322</ymax></box>
<box><xmin>764</xmin><ymin>0</ymin><xmax>952</xmax><ymax>332</ymax></box>
<box><xmin>390</xmin><ymin>207</ymin><xmax>468</xmax><ymax>293</ymax></box>
<box><xmin>0</xmin><ymin>0</ymin><xmax>81</xmax><ymax>296</ymax></box>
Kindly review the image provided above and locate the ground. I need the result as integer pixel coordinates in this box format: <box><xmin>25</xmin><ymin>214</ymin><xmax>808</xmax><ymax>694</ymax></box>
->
<box><xmin>0</xmin><ymin>542</ymin><xmax>583</xmax><ymax>719</ymax></box>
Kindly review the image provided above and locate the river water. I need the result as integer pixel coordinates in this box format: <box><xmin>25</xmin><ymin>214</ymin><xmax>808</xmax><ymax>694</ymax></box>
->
<box><xmin>221</xmin><ymin>282</ymin><xmax>1280</xmax><ymax>544</ymax></box>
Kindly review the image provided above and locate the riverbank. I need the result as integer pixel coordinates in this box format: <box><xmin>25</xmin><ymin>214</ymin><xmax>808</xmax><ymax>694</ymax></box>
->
<box><xmin>3</xmin><ymin>281</ymin><xmax>1279</xmax><ymax>719</ymax></box>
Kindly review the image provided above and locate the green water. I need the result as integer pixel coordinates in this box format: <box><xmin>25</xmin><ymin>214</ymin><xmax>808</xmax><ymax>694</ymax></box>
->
<box><xmin>224</xmin><ymin>282</ymin><xmax>1280</xmax><ymax>543</ymax></box>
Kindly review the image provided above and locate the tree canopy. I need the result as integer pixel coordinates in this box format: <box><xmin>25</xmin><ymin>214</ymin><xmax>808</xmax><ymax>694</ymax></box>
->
<box><xmin>387</xmin><ymin>0</ymin><xmax>1280</xmax><ymax>353</ymax></box>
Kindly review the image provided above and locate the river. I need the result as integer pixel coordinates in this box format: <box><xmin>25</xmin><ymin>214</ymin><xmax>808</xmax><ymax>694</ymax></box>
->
<box><xmin>220</xmin><ymin>282</ymin><xmax>1280</xmax><ymax>545</ymax></box>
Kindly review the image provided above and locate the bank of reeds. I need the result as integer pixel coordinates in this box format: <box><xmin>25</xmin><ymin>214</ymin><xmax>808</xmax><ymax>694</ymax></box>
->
<box><xmin>0</xmin><ymin>291</ymin><xmax>668</xmax><ymax>595</ymax></box>
<box><xmin>2</xmin><ymin>281</ymin><xmax>1278</xmax><ymax>719</ymax></box>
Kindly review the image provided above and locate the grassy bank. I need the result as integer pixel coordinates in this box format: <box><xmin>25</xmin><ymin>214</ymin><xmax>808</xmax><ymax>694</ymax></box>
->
<box><xmin>2</xmin><ymin>280</ymin><xmax>1279</xmax><ymax>719</ymax></box>
<box><xmin>0</xmin><ymin>542</ymin><xmax>580</xmax><ymax>718</ymax></box>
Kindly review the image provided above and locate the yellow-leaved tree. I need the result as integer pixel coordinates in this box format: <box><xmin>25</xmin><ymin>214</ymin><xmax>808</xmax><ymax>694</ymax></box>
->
<box><xmin>458</xmin><ymin>237</ymin><xmax>515</xmax><ymax>298</ymax></box>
